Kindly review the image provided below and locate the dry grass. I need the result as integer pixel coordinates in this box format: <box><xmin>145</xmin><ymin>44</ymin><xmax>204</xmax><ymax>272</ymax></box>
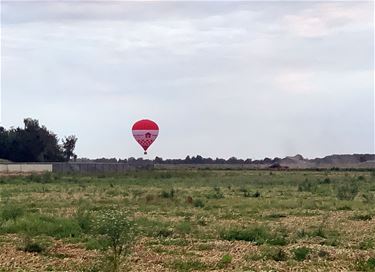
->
<box><xmin>0</xmin><ymin>170</ymin><xmax>374</xmax><ymax>271</ymax></box>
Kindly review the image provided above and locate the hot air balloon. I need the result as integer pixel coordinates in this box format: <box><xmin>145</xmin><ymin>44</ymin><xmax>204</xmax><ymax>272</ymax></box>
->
<box><xmin>132</xmin><ymin>119</ymin><xmax>159</xmax><ymax>155</ymax></box>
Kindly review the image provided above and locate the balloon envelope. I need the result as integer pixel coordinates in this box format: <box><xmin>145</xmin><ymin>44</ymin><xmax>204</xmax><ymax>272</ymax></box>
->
<box><xmin>132</xmin><ymin>119</ymin><xmax>159</xmax><ymax>154</ymax></box>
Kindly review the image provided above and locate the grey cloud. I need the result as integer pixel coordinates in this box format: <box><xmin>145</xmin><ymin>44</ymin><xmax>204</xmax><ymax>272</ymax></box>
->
<box><xmin>1</xmin><ymin>1</ymin><xmax>373</xmax><ymax>159</ymax></box>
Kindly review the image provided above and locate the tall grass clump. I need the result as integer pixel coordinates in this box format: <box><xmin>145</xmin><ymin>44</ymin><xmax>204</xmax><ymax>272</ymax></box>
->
<box><xmin>1</xmin><ymin>204</ymin><xmax>25</xmax><ymax>221</ymax></box>
<box><xmin>2</xmin><ymin>214</ymin><xmax>82</xmax><ymax>238</ymax></box>
<box><xmin>336</xmin><ymin>183</ymin><xmax>359</xmax><ymax>200</ymax></box>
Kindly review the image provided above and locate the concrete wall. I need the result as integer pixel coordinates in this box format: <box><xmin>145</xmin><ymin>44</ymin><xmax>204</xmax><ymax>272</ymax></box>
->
<box><xmin>0</xmin><ymin>164</ymin><xmax>52</xmax><ymax>173</ymax></box>
<box><xmin>52</xmin><ymin>162</ymin><xmax>154</xmax><ymax>173</ymax></box>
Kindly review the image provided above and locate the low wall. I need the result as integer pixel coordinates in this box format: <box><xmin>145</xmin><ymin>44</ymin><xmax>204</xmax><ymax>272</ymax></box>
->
<box><xmin>52</xmin><ymin>162</ymin><xmax>154</xmax><ymax>173</ymax></box>
<box><xmin>0</xmin><ymin>164</ymin><xmax>52</xmax><ymax>173</ymax></box>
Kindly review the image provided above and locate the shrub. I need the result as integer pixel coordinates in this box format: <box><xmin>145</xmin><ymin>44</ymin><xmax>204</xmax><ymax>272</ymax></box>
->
<box><xmin>161</xmin><ymin>189</ymin><xmax>175</xmax><ymax>199</ymax></box>
<box><xmin>292</xmin><ymin>247</ymin><xmax>310</xmax><ymax>261</ymax></box>
<box><xmin>93</xmin><ymin>210</ymin><xmax>136</xmax><ymax>272</ymax></box>
<box><xmin>23</xmin><ymin>242</ymin><xmax>45</xmax><ymax>253</ymax></box>
<box><xmin>336</xmin><ymin>183</ymin><xmax>358</xmax><ymax>200</ymax></box>
<box><xmin>193</xmin><ymin>199</ymin><xmax>205</xmax><ymax>208</ymax></box>
<box><xmin>268</xmin><ymin>234</ymin><xmax>288</xmax><ymax>246</ymax></box>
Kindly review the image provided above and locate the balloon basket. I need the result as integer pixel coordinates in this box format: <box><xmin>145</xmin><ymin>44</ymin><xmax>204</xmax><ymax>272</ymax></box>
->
<box><xmin>144</xmin><ymin>152</ymin><xmax>147</xmax><ymax>155</ymax></box>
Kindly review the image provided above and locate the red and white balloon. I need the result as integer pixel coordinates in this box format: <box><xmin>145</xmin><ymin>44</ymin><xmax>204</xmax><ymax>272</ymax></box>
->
<box><xmin>132</xmin><ymin>119</ymin><xmax>159</xmax><ymax>154</ymax></box>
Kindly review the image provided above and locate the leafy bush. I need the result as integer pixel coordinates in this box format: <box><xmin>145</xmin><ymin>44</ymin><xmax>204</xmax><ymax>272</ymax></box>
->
<box><xmin>92</xmin><ymin>210</ymin><xmax>137</xmax><ymax>272</ymax></box>
<box><xmin>292</xmin><ymin>247</ymin><xmax>310</xmax><ymax>261</ymax></box>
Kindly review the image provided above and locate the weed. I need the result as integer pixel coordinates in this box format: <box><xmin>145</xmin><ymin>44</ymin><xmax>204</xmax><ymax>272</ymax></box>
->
<box><xmin>93</xmin><ymin>210</ymin><xmax>136</xmax><ymax>272</ymax></box>
<box><xmin>1</xmin><ymin>205</ymin><xmax>25</xmax><ymax>221</ymax></box>
<box><xmin>217</xmin><ymin>254</ymin><xmax>232</xmax><ymax>268</ymax></box>
<box><xmin>23</xmin><ymin>241</ymin><xmax>45</xmax><ymax>253</ymax></box>
<box><xmin>171</xmin><ymin>259</ymin><xmax>207</xmax><ymax>272</ymax></box>
<box><xmin>220</xmin><ymin>226</ymin><xmax>287</xmax><ymax>245</ymax></box>
<box><xmin>175</xmin><ymin>221</ymin><xmax>192</xmax><ymax>235</ymax></box>
<box><xmin>161</xmin><ymin>189</ymin><xmax>175</xmax><ymax>199</ymax></box>
<box><xmin>358</xmin><ymin>239</ymin><xmax>374</xmax><ymax>250</ymax></box>
<box><xmin>292</xmin><ymin>247</ymin><xmax>310</xmax><ymax>261</ymax></box>
<box><xmin>336</xmin><ymin>183</ymin><xmax>359</xmax><ymax>200</ymax></box>
<box><xmin>351</xmin><ymin>214</ymin><xmax>373</xmax><ymax>221</ymax></box>
<box><xmin>298</xmin><ymin>179</ymin><xmax>317</xmax><ymax>193</ymax></box>
<box><xmin>356</xmin><ymin>258</ymin><xmax>375</xmax><ymax>271</ymax></box>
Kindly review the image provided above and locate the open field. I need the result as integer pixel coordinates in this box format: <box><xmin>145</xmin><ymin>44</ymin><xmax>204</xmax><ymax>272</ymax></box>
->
<box><xmin>0</xmin><ymin>170</ymin><xmax>374</xmax><ymax>271</ymax></box>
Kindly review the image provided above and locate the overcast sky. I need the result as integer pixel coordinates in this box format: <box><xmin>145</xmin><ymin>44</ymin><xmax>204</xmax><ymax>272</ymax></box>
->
<box><xmin>1</xmin><ymin>1</ymin><xmax>374</xmax><ymax>159</ymax></box>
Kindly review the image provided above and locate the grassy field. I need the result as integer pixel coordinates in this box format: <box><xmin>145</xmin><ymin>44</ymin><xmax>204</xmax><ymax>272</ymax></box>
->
<box><xmin>0</xmin><ymin>170</ymin><xmax>374</xmax><ymax>271</ymax></box>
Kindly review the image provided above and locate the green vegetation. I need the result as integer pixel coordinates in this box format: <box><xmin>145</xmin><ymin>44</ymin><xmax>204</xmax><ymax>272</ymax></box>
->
<box><xmin>0</xmin><ymin>170</ymin><xmax>373</xmax><ymax>271</ymax></box>
<box><xmin>292</xmin><ymin>247</ymin><xmax>311</xmax><ymax>261</ymax></box>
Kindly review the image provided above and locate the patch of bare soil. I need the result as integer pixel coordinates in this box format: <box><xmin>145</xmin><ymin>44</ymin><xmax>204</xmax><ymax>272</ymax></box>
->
<box><xmin>0</xmin><ymin>235</ymin><xmax>98</xmax><ymax>272</ymax></box>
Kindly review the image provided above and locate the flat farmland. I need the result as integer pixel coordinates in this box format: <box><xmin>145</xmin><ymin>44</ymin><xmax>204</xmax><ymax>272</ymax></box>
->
<box><xmin>0</xmin><ymin>170</ymin><xmax>374</xmax><ymax>271</ymax></box>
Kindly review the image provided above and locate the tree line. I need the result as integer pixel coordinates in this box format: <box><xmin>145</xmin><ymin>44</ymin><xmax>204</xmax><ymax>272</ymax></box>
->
<box><xmin>83</xmin><ymin>155</ymin><xmax>281</xmax><ymax>165</ymax></box>
<box><xmin>0</xmin><ymin>118</ymin><xmax>77</xmax><ymax>162</ymax></box>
